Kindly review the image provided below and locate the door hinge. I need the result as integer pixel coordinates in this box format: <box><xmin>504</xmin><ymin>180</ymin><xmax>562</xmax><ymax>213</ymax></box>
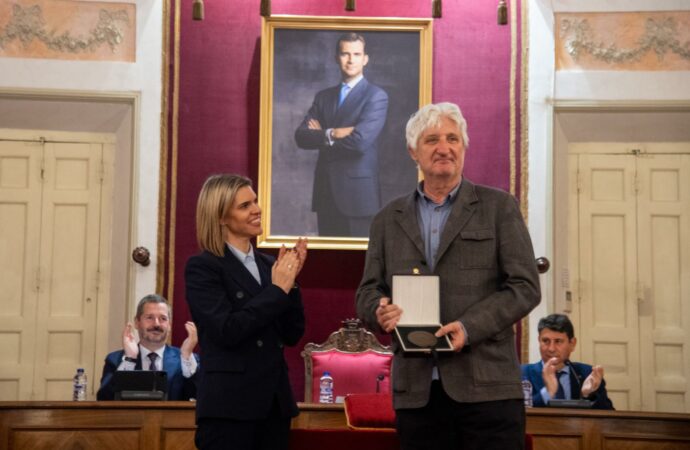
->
<box><xmin>39</xmin><ymin>137</ymin><xmax>46</xmax><ymax>181</ymax></box>
<box><xmin>576</xmin><ymin>169</ymin><xmax>582</xmax><ymax>194</ymax></box>
<box><xmin>39</xmin><ymin>155</ymin><xmax>45</xmax><ymax>181</ymax></box>
<box><xmin>633</xmin><ymin>171</ymin><xmax>640</xmax><ymax>195</ymax></box>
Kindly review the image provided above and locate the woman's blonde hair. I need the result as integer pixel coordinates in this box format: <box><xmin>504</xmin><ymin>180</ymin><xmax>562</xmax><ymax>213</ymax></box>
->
<box><xmin>195</xmin><ymin>174</ymin><xmax>252</xmax><ymax>256</ymax></box>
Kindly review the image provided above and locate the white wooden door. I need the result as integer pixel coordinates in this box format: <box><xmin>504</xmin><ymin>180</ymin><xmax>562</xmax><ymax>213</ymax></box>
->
<box><xmin>32</xmin><ymin>142</ymin><xmax>103</xmax><ymax>400</ymax></box>
<box><xmin>575</xmin><ymin>151</ymin><xmax>641</xmax><ymax>411</ymax></box>
<box><xmin>636</xmin><ymin>153</ymin><xmax>690</xmax><ymax>412</ymax></box>
<box><xmin>0</xmin><ymin>132</ymin><xmax>111</xmax><ymax>401</ymax></box>
<box><xmin>571</xmin><ymin>143</ymin><xmax>690</xmax><ymax>413</ymax></box>
<box><xmin>0</xmin><ymin>140</ymin><xmax>42</xmax><ymax>400</ymax></box>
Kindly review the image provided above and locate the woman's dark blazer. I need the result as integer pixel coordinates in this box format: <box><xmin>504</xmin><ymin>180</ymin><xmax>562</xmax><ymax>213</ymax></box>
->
<box><xmin>185</xmin><ymin>246</ymin><xmax>305</xmax><ymax>421</ymax></box>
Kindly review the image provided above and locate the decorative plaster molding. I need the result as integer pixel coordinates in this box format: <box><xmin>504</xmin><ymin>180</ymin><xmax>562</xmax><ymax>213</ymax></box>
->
<box><xmin>552</xmin><ymin>99</ymin><xmax>690</xmax><ymax>111</ymax></box>
<box><xmin>560</xmin><ymin>16</ymin><xmax>690</xmax><ymax>64</ymax></box>
<box><xmin>0</xmin><ymin>4</ymin><xmax>129</xmax><ymax>54</ymax></box>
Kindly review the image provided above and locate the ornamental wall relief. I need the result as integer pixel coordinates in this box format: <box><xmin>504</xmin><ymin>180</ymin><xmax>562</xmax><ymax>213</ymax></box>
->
<box><xmin>556</xmin><ymin>11</ymin><xmax>690</xmax><ymax>71</ymax></box>
<box><xmin>0</xmin><ymin>0</ymin><xmax>134</xmax><ymax>61</ymax></box>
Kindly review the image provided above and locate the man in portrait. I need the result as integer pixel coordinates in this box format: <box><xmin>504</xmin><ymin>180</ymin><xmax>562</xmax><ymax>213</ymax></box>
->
<box><xmin>294</xmin><ymin>32</ymin><xmax>389</xmax><ymax>237</ymax></box>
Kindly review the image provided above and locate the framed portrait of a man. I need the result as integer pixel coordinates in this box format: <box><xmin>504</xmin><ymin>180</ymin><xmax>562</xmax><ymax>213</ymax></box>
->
<box><xmin>258</xmin><ymin>16</ymin><xmax>433</xmax><ymax>250</ymax></box>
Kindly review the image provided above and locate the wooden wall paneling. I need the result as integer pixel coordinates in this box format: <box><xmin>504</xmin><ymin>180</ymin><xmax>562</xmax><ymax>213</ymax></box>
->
<box><xmin>599</xmin><ymin>416</ymin><xmax>690</xmax><ymax>450</ymax></box>
<box><xmin>2</xmin><ymin>406</ymin><xmax>145</xmax><ymax>450</ymax></box>
<box><xmin>1</xmin><ymin>402</ymin><xmax>690</xmax><ymax>450</ymax></box>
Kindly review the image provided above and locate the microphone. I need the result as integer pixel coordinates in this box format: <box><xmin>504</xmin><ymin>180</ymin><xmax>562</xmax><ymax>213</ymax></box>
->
<box><xmin>565</xmin><ymin>360</ymin><xmax>583</xmax><ymax>399</ymax></box>
<box><xmin>376</xmin><ymin>374</ymin><xmax>384</xmax><ymax>393</ymax></box>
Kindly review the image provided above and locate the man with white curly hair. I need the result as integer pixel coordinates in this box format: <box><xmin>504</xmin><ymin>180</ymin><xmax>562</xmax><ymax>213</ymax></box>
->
<box><xmin>357</xmin><ymin>102</ymin><xmax>541</xmax><ymax>449</ymax></box>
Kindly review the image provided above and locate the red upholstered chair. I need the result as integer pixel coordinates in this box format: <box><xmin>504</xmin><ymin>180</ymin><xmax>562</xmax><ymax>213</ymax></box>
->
<box><xmin>301</xmin><ymin>319</ymin><xmax>393</xmax><ymax>403</ymax></box>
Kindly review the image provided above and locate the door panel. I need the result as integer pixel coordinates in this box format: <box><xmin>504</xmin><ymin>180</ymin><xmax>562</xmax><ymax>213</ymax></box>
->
<box><xmin>577</xmin><ymin>153</ymin><xmax>641</xmax><ymax>410</ymax></box>
<box><xmin>0</xmin><ymin>140</ymin><xmax>42</xmax><ymax>400</ymax></box>
<box><xmin>32</xmin><ymin>142</ymin><xmax>102</xmax><ymax>400</ymax></box>
<box><xmin>637</xmin><ymin>154</ymin><xmax>690</xmax><ymax>412</ymax></box>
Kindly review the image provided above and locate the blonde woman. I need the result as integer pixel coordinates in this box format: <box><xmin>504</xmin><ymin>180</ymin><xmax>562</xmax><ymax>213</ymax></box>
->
<box><xmin>185</xmin><ymin>174</ymin><xmax>307</xmax><ymax>450</ymax></box>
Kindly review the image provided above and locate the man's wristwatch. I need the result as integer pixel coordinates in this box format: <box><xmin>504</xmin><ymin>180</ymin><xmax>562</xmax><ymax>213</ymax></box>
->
<box><xmin>122</xmin><ymin>356</ymin><xmax>137</xmax><ymax>363</ymax></box>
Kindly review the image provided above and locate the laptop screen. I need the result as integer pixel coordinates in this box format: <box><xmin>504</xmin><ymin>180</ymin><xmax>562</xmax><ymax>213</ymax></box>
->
<box><xmin>112</xmin><ymin>370</ymin><xmax>168</xmax><ymax>401</ymax></box>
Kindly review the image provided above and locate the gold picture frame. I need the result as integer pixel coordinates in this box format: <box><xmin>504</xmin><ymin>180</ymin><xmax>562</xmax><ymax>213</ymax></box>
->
<box><xmin>258</xmin><ymin>15</ymin><xmax>433</xmax><ymax>250</ymax></box>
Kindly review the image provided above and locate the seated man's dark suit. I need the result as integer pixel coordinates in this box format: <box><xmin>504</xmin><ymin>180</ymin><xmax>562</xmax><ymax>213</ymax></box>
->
<box><xmin>97</xmin><ymin>345</ymin><xmax>198</xmax><ymax>400</ymax></box>
<box><xmin>521</xmin><ymin>361</ymin><xmax>614</xmax><ymax>410</ymax></box>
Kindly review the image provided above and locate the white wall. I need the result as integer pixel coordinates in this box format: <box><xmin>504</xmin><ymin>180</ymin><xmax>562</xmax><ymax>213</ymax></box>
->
<box><xmin>0</xmin><ymin>0</ymin><xmax>164</xmax><ymax>314</ymax></box>
<box><xmin>527</xmin><ymin>0</ymin><xmax>556</xmax><ymax>362</ymax></box>
<box><xmin>526</xmin><ymin>0</ymin><xmax>690</xmax><ymax>362</ymax></box>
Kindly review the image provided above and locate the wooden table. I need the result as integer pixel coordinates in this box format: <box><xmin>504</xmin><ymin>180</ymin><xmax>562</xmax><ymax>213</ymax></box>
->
<box><xmin>525</xmin><ymin>407</ymin><xmax>690</xmax><ymax>450</ymax></box>
<box><xmin>1</xmin><ymin>402</ymin><xmax>689</xmax><ymax>449</ymax></box>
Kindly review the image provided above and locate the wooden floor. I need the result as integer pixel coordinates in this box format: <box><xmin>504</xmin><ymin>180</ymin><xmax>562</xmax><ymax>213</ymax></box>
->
<box><xmin>0</xmin><ymin>402</ymin><xmax>689</xmax><ymax>450</ymax></box>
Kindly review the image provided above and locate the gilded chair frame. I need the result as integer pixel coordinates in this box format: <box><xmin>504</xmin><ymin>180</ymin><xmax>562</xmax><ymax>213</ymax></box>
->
<box><xmin>301</xmin><ymin>319</ymin><xmax>392</xmax><ymax>402</ymax></box>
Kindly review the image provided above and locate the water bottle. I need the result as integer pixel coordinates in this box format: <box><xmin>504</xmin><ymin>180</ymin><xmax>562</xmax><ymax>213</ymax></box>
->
<box><xmin>318</xmin><ymin>371</ymin><xmax>334</xmax><ymax>403</ymax></box>
<box><xmin>521</xmin><ymin>379</ymin><xmax>533</xmax><ymax>407</ymax></box>
<box><xmin>73</xmin><ymin>368</ymin><xmax>87</xmax><ymax>401</ymax></box>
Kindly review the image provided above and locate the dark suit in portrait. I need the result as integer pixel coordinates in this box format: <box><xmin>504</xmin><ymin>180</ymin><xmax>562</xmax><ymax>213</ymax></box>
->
<box><xmin>270</xmin><ymin>29</ymin><xmax>421</xmax><ymax>238</ymax></box>
<box><xmin>295</xmin><ymin>77</ymin><xmax>388</xmax><ymax>238</ymax></box>
<box><xmin>96</xmin><ymin>345</ymin><xmax>198</xmax><ymax>401</ymax></box>
<box><xmin>185</xmin><ymin>248</ymin><xmax>305</xmax><ymax>449</ymax></box>
<box><xmin>521</xmin><ymin>360</ymin><xmax>614</xmax><ymax>410</ymax></box>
